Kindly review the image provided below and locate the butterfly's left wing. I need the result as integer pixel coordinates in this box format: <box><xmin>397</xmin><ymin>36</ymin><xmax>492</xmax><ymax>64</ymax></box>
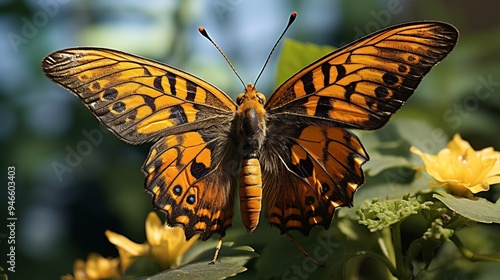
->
<box><xmin>262</xmin><ymin>22</ymin><xmax>458</xmax><ymax>235</ymax></box>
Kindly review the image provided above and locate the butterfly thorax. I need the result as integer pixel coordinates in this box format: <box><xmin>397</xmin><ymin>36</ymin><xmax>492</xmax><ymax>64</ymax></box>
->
<box><xmin>235</xmin><ymin>83</ymin><xmax>267</xmax><ymax>233</ymax></box>
<box><xmin>236</xmin><ymin>83</ymin><xmax>267</xmax><ymax>154</ymax></box>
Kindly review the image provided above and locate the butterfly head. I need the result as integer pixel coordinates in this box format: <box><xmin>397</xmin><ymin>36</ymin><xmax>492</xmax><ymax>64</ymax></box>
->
<box><xmin>236</xmin><ymin>83</ymin><xmax>266</xmax><ymax>111</ymax></box>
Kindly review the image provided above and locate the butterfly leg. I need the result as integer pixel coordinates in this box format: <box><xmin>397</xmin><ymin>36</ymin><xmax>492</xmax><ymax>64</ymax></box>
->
<box><xmin>209</xmin><ymin>235</ymin><xmax>224</xmax><ymax>264</ymax></box>
<box><xmin>286</xmin><ymin>232</ymin><xmax>324</xmax><ymax>267</ymax></box>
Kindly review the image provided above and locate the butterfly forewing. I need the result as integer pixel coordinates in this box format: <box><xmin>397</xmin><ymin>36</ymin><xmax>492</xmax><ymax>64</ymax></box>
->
<box><xmin>265</xmin><ymin>22</ymin><xmax>458</xmax><ymax>130</ymax></box>
<box><xmin>42</xmin><ymin>48</ymin><xmax>237</xmax><ymax>144</ymax></box>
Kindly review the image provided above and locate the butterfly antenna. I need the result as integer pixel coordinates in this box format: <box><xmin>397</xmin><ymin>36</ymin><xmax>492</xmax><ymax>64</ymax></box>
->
<box><xmin>254</xmin><ymin>12</ymin><xmax>297</xmax><ymax>86</ymax></box>
<box><xmin>199</xmin><ymin>27</ymin><xmax>246</xmax><ymax>88</ymax></box>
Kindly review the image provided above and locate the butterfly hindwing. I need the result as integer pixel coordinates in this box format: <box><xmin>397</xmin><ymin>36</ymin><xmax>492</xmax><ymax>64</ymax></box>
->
<box><xmin>143</xmin><ymin>123</ymin><xmax>239</xmax><ymax>240</ymax></box>
<box><xmin>265</xmin><ymin>22</ymin><xmax>458</xmax><ymax>130</ymax></box>
<box><xmin>261</xmin><ymin>124</ymin><xmax>368</xmax><ymax>234</ymax></box>
<box><xmin>42</xmin><ymin>48</ymin><xmax>237</xmax><ymax>144</ymax></box>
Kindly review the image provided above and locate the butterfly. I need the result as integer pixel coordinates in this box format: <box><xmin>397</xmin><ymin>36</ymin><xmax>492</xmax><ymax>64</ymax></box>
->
<box><xmin>42</xmin><ymin>14</ymin><xmax>458</xmax><ymax>263</ymax></box>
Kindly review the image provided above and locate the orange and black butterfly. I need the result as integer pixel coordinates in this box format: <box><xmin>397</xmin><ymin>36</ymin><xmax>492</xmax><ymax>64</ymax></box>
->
<box><xmin>42</xmin><ymin>14</ymin><xmax>457</xmax><ymax>262</ymax></box>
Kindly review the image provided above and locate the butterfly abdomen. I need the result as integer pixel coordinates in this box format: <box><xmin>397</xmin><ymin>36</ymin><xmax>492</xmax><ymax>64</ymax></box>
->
<box><xmin>239</xmin><ymin>155</ymin><xmax>263</xmax><ymax>233</ymax></box>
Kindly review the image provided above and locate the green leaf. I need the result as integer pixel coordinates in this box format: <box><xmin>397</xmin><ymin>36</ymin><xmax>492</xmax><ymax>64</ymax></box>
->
<box><xmin>433</xmin><ymin>191</ymin><xmax>500</xmax><ymax>224</ymax></box>
<box><xmin>275</xmin><ymin>39</ymin><xmax>336</xmax><ymax>87</ymax></box>
<box><xmin>141</xmin><ymin>245</ymin><xmax>257</xmax><ymax>280</ymax></box>
<box><xmin>364</xmin><ymin>155</ymin><xmax>412</xmax><ymax>176</ymax></box>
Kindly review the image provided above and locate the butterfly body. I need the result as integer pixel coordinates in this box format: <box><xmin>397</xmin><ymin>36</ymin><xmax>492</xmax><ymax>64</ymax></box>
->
<box><xmin>42</xmin><ymin>21</ymin><xmax>458</xmax><ymax>244</ymax></box>
<box><xmin>235</xmin><ymin>83</ymin><xmax>267</xmax><ymax>233</ymax></box>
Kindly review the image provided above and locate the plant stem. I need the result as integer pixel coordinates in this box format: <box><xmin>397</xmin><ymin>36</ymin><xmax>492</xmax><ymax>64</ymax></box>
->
<box><xmin>451</xmin><ymin>234</ymin><xmax>500</xmax><ymax>262</ymax></box>
<box><xmin>392</xmin><ymin>221</ymin><xmax>413</xmax><ymax>279</ymax></box>
<box><xmin>380</xmin><ymin>227</ymin><xmax>396</xmax><ymax>266</ymax></box>
<box><xmin>353</xmin><ymin>251</ymin><xmax>398</xmax><ymax>277</ymax></box>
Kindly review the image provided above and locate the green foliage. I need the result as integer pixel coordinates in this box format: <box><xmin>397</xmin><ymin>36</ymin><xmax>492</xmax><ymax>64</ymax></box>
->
<box><xmin>434</xmin><ymin>192</ymin><xmax>500</xmax><ymax>224</ymax></box>
<box><xmin>422</xmin><ymin>217</ymin><xmax>455</xmax><ymax>242</ymax></box>
<box><xmin>117</xmin><ymin>242</ymin><xmax>257</xmax><ymax>280</ymax></box>
<box><xmin>274</xmin><ymin>39</ymin><xmax>336</xmax><ymax>87</ymax></box>
<box><xmin>140</xmin><ymin>245</ymin><xmax>257</xmax><ymax>280</ymax></box>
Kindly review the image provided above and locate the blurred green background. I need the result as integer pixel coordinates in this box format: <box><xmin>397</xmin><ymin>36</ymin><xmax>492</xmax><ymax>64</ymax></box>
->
<box><xmin>1</xmin><ymin>0</ymin><xmax>500</xmax><ymax>279</ymax></box>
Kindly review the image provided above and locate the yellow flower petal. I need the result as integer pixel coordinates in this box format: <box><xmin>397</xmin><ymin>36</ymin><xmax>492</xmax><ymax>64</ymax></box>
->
<box><xmin>444</xmin><ymin>182</ymin><xmax>474</xmax><ymax>198</ymax></box>
<box><xmin>73</xmin><ymin>259</ymin><xmax>87</xmax><ymax>280</ymax></box>
<box><xmin>105</xmin><ymin>229</ymin><xmax>149</xmax><ymax>273</ymax></box>
<box><xmin>411</xmin><ymin>134</ymin><xmax>500</xmax><ymax>198</ymax></box>
<box><xmin>67</xmin><ymin>253</ymin><xmax>120</xmax><ymax>280</ymax></box>
<box><xmin>486</xmin><ymin>175</ymin><xmax>500</xmax><ymax>185</ymax></box>
<box><xmin>176</xmin><ymin>233</ymin><xmax>199</xmax><ymax>259</ymax></box>
<box><xmin>145</xmin><ymin>211</ymin><xmax>164</xmax><ymax>246</ymax></box>
<box><xmin>107</xmin><ymin>212</ymin><xmax>199</xmax><ymax>271</ymax></box>
<box><xmin>448</xmin><ymin>133</ymin><xmax>472</xmax><ymax>153</ymax></box>
<box><xmin>85</xmin><ymin>253</ymin><xmax>119</xmax><ymax>279</ymax></box>
<box><xmin>467</xmin><ymin>181</ymin><xmax>490</xmax><ymax>194</ymax></box>
<box><xmin>149</xmin><ymin>219</ymin><xmax>199</xmax><ymax>269</ymax></box>
<box><xmin>105</xmin><ymin>230</ymin><xmax>148</xmax><ymax>256</ymax></box>
<box><xmin>478</xmin><ymin>147</ymin><xmax>500</xmax><ymax>178</ymax></box>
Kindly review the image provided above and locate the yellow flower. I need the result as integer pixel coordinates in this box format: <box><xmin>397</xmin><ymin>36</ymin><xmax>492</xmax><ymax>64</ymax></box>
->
<box><xmin>62</xmin><ymin>253</ymin><xmax>120</xmax><ymax>280</ymax></box>
<box><xmin>411</xmin><ymin>134</ymin><xmax>500</xmax><ymax>198</ymax></box>
<box><xmin>106</xmin><ymin>212</ymin><xmax>199</xmax><ymax>272</ymax></box>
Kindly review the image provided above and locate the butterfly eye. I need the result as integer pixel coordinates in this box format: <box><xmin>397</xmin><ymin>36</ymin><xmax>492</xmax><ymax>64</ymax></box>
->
<box><xmin>237</xmin><ymin>93</ymin><xmax>245</xmax><ymax>105</ymax></box>
<box><xmin>257</xmin><ymin>93</ymin><xmax>266</xmax><ymax>105</ymax></box>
